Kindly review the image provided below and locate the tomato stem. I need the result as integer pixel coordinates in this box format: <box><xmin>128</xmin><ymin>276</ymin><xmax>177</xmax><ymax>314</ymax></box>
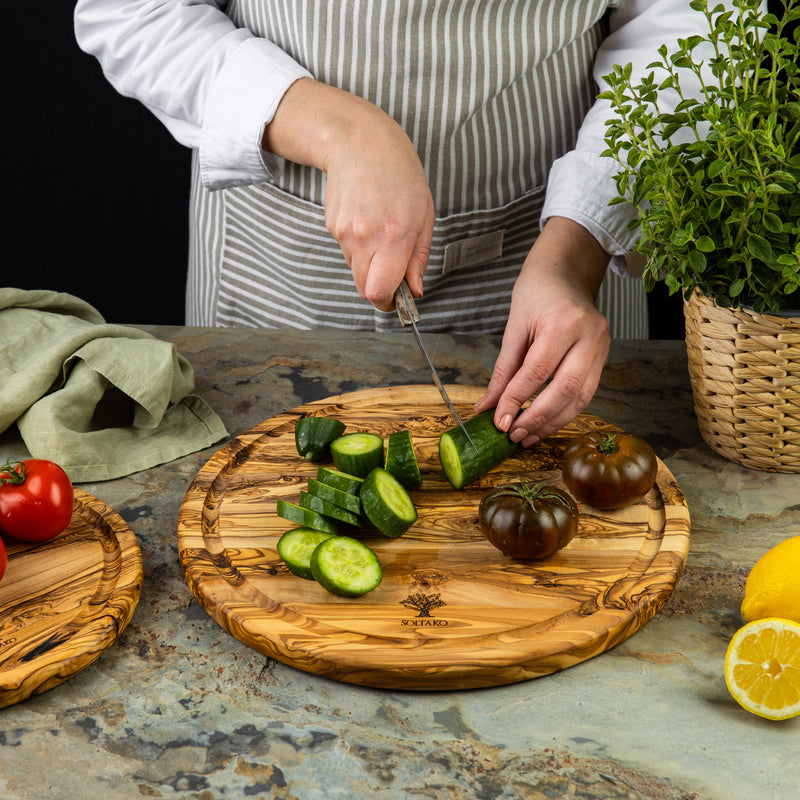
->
<box><xmin>597</xmin><ymin>433</ymin><xmax>618</xmax><ymax>455</ymax></box>
<box><xmin>0</xmin><ymin>459</ymin><xmax>26</xmax><ymax>486</ymax></box>
<box><xmin>496</xmin><ymin>477</ymin><xmax>569</xmax><ymax>508</ymax></box>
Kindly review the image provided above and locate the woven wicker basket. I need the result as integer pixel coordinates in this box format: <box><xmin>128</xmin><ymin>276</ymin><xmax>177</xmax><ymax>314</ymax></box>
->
<box><xmin>683</xmin><ymin>289</ymin><xmax>800</xmax><ymax>473</ymax></box>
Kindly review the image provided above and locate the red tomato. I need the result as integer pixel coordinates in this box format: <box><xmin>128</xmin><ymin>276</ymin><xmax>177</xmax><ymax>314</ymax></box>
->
<box><xmin>0</xmin><ymin>537</ymin><xmax>6</xmax><ymax>583</ymax></box>
<box><xmin>0</xmin><ymin>459</ymin><xmax>74</xmax><ymax>542</ymax></box>
<box><xmin>562</xmin><ymin>431</ymin><xmax>658</xmax><ymax>510</ymax></box>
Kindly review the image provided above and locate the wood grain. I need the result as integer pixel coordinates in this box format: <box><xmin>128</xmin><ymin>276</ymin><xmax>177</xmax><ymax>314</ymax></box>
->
<box><xmin>0</xmin><ymin>488</ymin><xmax>143</xmax><ymax>708</ymax></box>
<box><xmin>178</xmin><ymin>385</ymin><xmax>690</xmax><ymax>690</ymax></box>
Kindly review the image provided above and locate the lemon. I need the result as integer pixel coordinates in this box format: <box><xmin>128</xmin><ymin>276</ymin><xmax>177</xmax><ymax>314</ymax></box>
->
<box><xmin>724</xmin><ymin>618</ymin><xmax>800</xmax><ymax>720</ymax></box>
<box><xmin>740</xmin><ymin>536</ymin><xmax>800</xmax><ymax>624</ymax></box>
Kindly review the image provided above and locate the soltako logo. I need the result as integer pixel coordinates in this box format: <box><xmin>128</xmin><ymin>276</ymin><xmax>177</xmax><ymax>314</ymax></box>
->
<box><xmin>399</xmin><ymin>592</ymin><xmax>448</xmax><ymax>626</ymax></box>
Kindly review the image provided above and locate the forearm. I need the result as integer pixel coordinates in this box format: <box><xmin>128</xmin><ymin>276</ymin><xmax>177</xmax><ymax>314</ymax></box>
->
<box><xmin>261</xmin><ymin>78</ymin><xmax>407</xmax><ymax>173</ymax></box>
<box><xmin>518</xmin><ymin>217</ymin><xmax>610</xmax><ymax>304</ymax></box>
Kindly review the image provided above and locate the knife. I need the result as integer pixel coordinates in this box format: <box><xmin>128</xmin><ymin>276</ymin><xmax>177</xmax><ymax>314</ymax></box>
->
<box><xmin>394</xmin><ymin>279</ymin><xmax>478</xmax><ymax>451</ymax></box>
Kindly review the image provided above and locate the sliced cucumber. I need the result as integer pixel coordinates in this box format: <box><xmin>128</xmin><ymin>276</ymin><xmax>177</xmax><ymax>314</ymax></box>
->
<box><xmin>384</xmin><ymin>429</ymin><xmax>422</xmax><ymax>488</ymax></box>
<box><xmin>276</xmin><ymin>498</ymin><xmax>339</xmax><ymax>536</ymax></box>
<box><xmin>306</xmin><ymin>478</ymin><xmax>363</xmax><ymax>515</ymax></box>
<box><xmin>310</xmin><ymin>536</ymin><xmax>383</xmax><ymax>597</ymax></box>
<box><xmin>330</xmin><ymin>432</ymin><xmax>384</xmax><ymax>478</ymax></box>
<box><xmin>299</xmin><ymin>490</ymin><xmax>362</xmax><ymax>527</ymax></box>
<box><xmin>294</xmin><ymin>416</ymin><xmax>346</xmax><ymax>461</ymax></box>
<box><xmin>277</xmin><ymin>527</ymin><xmax>337</xmax><ymax>579</ymax></box>
<box><xmin>315</xmin><ymin>466</ymin><xmax>364</xmax><ymax>495</ymax></box>
<box><xmin>439</xmin><ymin>409</ymin><xmax>518</xmax><ymax>490</ymax></box>
<box><xmin>360</xmin><ymin>467</ymin><xmax>417</xmax><ymax>538</ymax></box>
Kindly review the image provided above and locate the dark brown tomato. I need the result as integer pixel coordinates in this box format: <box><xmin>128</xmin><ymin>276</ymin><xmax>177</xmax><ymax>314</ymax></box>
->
<box><xmin>479</xmin><ymin>479</ymin><xmax>579</xmax><ymax>560</ymax></box>
<box><xmin>562</xmin><ymin>431</ymin><xmax>657</xmax><ymax>510</ymax></box>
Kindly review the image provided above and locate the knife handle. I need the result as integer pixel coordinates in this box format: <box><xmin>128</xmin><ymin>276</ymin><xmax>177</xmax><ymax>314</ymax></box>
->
<box><xmin>394</xmin><ymin>279</ymin><xmax>420</xmax><ymax>326</ymax></box>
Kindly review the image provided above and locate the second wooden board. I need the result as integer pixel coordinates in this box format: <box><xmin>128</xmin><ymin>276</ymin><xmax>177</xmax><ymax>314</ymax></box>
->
<box><xmin>178</xmin><ymin>385</ymin><xmax>690</xmax><ymax>690</ymax></box>
<box><xmin>0</xmin><ymin>488</ymin><xmax>143</xmax><ymax>708</ymax></box>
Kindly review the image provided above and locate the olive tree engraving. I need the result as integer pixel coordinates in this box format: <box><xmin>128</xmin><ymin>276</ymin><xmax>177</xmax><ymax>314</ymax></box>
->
<box><xmin>400</xmin><ymin>592</ymin><xmax>446</xmax><ymax>618</ymax></box>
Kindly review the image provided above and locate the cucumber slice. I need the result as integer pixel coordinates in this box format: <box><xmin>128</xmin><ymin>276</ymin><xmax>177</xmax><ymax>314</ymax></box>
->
<box><xmin>307</xmin><ymin>478</ymin><xmax>362</xmax><ymax>515</ymax></box>
<box><xmin>294</xmin><ymin>416</ymin><xmax>346</xmax><ymax>461</ymax></box>
<box><xmin>315</xmin><ymin>466</ymin><xmax>364</xmax><ymax>495</ymax></box>
<box><xmin>330</xmin><ymin>432</ymin><xmax>384</xmax><ymax>478</ymax></box>
<box><xmin>310</xmin><ymin>536</ymin><xmax>383</xmax><ymax>597</ymax></box>
<box><xmin>384</xmin><ymin>429</ymin><xmax>422</xmax><ymax>488</ymax></box>
<box><xmin>277</xmin><ymin>527</ymin><xmax>337</xmax><ymax>579</ymax></box>
<box><xmin>276</xmin><ymin>498</ymin><xmax>339</xmax><ymax>536</ymax></box>
<box><xmin>360</xmin><ymin>467</ymin><xmax>417</xmax><ymax>538</ymax></box>
<box><xmin>299</xmin><ymin>491</ymin><xmax>362</xmax><ymax>527</ymax></box>
<box><xmin>439</xmin><ymin>409</ymin><xmax>518</xmax><ymax>490</ymax></box>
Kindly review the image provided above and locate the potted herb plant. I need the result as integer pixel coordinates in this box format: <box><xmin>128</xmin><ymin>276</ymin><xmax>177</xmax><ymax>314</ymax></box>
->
<box><xmin>601</xmin><ymin>0</ymin><xmax>800</xmax><ymax>473</ymax></box>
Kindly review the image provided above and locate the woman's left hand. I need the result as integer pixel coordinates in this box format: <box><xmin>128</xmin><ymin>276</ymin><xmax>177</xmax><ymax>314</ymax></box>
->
<box><xmin>473</xmin><ymin>217</ymin><xmax>612</xmax><ymax>446</ymax></box>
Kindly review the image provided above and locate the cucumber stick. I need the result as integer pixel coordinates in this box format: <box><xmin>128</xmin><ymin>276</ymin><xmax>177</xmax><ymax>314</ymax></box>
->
<box><xmin>276</xmin><ymin>498</ymin><xmax>339</xmax><ymax>536</ymax></box>
<box><xmin>384</xmin><ymin>430</ymin><xmax>422</xmax><ymax>488</ymax></box>
<box><xmin>277</xmin><ymin>527</ymin><xmax>337</xmax><ymax>579</ymax></box>
<box><xmin>315</xmin><ymin>466</ymin><xmax>363</xmax><ymax>495</ymax></box>
<box><xmin>299</xmin><ymin>490</ymin><xmax>362</xmax><ymax>527</ymax></box>
<box><xmin>307</xmin><ymin>478</ymin><xmax>362</xmax><ymax>515</ymax></box>
<box><xmin>310</xmin><ymin>535</ymin><xmax>383</xmax><ymax>596</ymax></box>
<box><xmin>294</xmin><ymin>416</ymin><xmax>346</xmax><ymax>461</ymax></box>
<box><xmin>360</xmin><ymin>467</ymin><xmax>417</xmax><ymax>538</ymax></box>
<box><xmin>330</xmin><ymin>432</ymin><xmax>384</xmax><ymax>477</ymax></box>
<box><xmin>438</xmin><ymin>409</ymin><xmax>518</xmax><ymax>490</ymax></box>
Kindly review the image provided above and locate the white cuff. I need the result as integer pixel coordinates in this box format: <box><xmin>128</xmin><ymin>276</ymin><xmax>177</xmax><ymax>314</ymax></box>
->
<box><xmin>541</xmin><ymin>150</ymin><xmax>644</xmax><ymax>278</ymax></box>
<box><xmin>199</xmin><ymin>38</ymin><xmax>312</xmax><ymax>190</ymax></box>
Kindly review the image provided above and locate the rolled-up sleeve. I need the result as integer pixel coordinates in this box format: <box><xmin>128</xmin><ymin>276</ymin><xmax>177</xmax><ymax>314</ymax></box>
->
<box><xmin>74</xmin><ymin>0</ymin><xmax>312</xmax><ymax>189</ymax></box>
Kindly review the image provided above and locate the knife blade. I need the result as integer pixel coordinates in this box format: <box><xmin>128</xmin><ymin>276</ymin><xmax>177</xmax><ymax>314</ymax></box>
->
<box><xmin>394</xmin><ymin>279</ymin><xmax>478</xmax><ymax>451</ymax></box>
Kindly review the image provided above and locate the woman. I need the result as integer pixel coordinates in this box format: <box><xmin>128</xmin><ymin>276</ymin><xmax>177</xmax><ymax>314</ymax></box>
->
<box><xmin>74</xmin><ymin>0</ymin><xmax>709</xmax><ymax>445</ymax></box>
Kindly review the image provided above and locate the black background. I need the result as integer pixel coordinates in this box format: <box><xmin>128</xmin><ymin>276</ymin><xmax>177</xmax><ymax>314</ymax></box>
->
<box><xmin>9</xmin><ymin>6</ymin><xmax>190</xmax><ymax>325</ymax></box>
<box><xmin>9</xmin><ymin>5</ymin><xmax>686</xmax><ymax>335</ymax></box>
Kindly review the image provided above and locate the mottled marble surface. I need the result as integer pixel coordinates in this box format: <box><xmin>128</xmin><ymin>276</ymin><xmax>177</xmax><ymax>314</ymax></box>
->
<box><xmin>1</xmin><ymin>329</ymin><xmax>797</xmax><ymax>800</ymax></box>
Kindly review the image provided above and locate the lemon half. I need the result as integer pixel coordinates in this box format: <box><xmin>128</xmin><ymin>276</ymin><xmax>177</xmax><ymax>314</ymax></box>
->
<box><xmin>724</xmin><ymin>618</ymin><xmax>800</xmax><ymax>720</ymax></box>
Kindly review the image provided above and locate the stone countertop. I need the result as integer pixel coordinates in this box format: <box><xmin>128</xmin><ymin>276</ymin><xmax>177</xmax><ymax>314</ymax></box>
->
<box><xmin>0</xmin><ymin>329</ymin><xmax>797</xmax><ymax>800</ymax></box>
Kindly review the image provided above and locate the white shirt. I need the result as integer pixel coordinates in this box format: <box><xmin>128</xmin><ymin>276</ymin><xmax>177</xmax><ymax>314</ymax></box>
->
<box><xmin>73</xmin><ymin>0</ymin><xmax>720</xmax><ymax>273</ymax></box>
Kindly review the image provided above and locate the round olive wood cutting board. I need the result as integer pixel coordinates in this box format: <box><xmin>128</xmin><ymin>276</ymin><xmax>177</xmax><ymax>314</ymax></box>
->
<box><xmin>0</xmin><ymin>488</ymin><xmax>143</xmax><ymax>708</ymax></box>
<box><xmin>178</xmin><ymin>385</ymin><xmax>690</xmax><ymax>690</ymax></box>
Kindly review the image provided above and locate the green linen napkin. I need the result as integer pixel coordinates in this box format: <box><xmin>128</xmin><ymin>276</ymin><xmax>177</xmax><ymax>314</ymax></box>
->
<box><xmin>0</xmin><ymin>288</ymin><xmax>228</xmax><ymax>482</ymax></box>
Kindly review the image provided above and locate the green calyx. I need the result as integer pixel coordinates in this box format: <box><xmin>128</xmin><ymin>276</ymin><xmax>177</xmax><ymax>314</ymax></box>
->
<box><xmin>494</xmin><ymin>477</ymin><xmax>567</xmax><ymax>508</ymax></box>
<box><xmin>0</xmin><ymin>459</ymin><xmax>26</xmax><ymax>486</ymax></box>
<box><xmin>596</xmin><ymin>434</ymin><xmax>619</xmax><ymax>456</ymax></box>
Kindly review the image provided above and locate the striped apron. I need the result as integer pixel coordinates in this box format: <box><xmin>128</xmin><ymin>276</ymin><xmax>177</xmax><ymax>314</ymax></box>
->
<box><xmin>187</xmin><ymin>0</ymin><xmax>648</xmax><ymax>338</ymax></box>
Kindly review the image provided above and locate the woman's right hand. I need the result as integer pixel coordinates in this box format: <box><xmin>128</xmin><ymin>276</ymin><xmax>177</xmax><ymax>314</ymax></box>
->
<box><xmin>262</xmin><ymin>78</ymin><xmax>435</xmax><ymax>309</ymax></box>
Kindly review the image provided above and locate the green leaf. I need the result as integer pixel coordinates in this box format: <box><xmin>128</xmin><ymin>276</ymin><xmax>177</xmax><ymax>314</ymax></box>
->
<box><xmin>729</xmin><ymin>278</ymin><xmax>746</xmax><ymax>297</ymax></box>
<box><xmin>762</xmin><ymin>212</ymin><xmax>785</xmax><ymax>234</ymax></box>
<box><xmin>707</xmin><ymin>160</ymin><xmax>728</xmax><ymax>179</ymax></box>
<box><xmin>746</xmin><ymin>234</ymin><xmax>774</xmax><ymax>262</ymax></box>
<box><xmin>706</xmin><ymin>184</ymin><xmax>743</xmax><ymax>197</ymax></box>
<box><xmin>688</xmin><ymin>249</ymin><xmax>708</xmax><ymax>274</ymax></box>
<box><xmin>671</xmin><ymin>228</ymin><xmax>693</xmax><ymax>247</ymax></box>
<box><xmin>696</xmin><ymin>235</ymin><xmax>716</xmax><ymax>252</ymax></box>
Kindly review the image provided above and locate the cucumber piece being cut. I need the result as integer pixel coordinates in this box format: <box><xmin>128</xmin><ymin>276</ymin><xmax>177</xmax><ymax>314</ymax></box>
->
<box><xmin>384</xmin><ymin>429</ymin><xmax>422</xmax><ymax>488</ymax></box>
<box><xmin>294</xmin><ymin>416</ymin><xmax>346</xmax><ymax>461</ymax></box>
<box><xmin>439</xmin><ymin>409</ymin><xmax>518</xmax><ymax>490</ymax></box>
<box><xmin>360</xmin><ymin>467</ymin><xmax>417</xmax><ymax>538</ymax></box>
<box><xmin>315</xmin><ymin>466</ymin><xmax>364</xmax><ymax>495</ymax></box>
<box><xmin>277</xmin><ymin>527</ymin><xmax>337</xmax><ymax>579</ymax></box>
<box><xmin>276</xmin><ymin>498</ymin><xmax>339</xmax><ymax>536</ymax></box>
<box><xmin>330</xmin><ymin>432</ymin><xmax>384</xmax><ymax>478</ymax></box>
<box><xmin>310</xmin><ymin>536</ymin><xmax>383</xmax><ymax>597</ymax></box>
<box><xmin>307</xmin><ymin>478</ymin><xmax>363</xmax><ymax>516</ymax></box>
<box><xmin>299</xmin><ymin>490</ymin><xmax>362</xmax><ymax>527</ymax></box>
